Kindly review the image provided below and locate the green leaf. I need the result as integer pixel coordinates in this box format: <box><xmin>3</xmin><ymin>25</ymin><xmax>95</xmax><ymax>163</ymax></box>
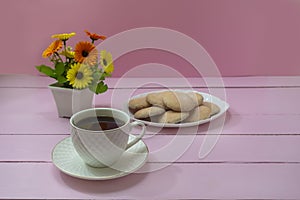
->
<box><xmin>55</xmin><ymin>62</ymin><xmax>65</xmax><ymax>76</ymax></box>
<box><xmin>99</xmin><ymin>72</ymin><xmax>108</xmax><ymax>81</ymax></box>
<box><xmin>95</xmin><ymin>81</ymin><xmax>108</xmax><ymax>94</ymax></box>
<box><xmin>57</xmin><ymin>76</ymin><xmax>67</xmax><ymax>84</ymax></box>
<box><xmin>36</xmin><ymin>65</ymin><xmax>56</xmax><ymax>78</ymax></box>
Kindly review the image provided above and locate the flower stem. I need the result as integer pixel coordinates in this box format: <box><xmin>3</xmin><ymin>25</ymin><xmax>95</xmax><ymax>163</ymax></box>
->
<box><xmin>54</xmin><ymin>52</ymin><xmax>64</xmax><ymax>63</ymax></box>
<box><xmin>63</xmin><ymin>40</ymin><xmax>67</xmax><ymax>63</ymax></box>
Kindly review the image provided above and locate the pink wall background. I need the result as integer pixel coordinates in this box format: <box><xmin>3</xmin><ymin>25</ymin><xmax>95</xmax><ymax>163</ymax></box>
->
<box><xmin>1</xmin><ymin>0</ymin><xmax>300</xmax><ymax>77</ymax></box>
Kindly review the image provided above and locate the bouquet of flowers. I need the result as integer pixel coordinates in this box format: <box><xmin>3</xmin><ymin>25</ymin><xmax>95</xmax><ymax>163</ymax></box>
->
<box><xmin>36</xmin><ymin>31</ymin><xmax>114</xmax><ymax>94</ymax></box>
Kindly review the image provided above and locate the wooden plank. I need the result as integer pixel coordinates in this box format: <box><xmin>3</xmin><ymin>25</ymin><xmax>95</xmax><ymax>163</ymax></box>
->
<box><xmin>0</xmin><ymin>74</ymin><xmax>53</xmax><ymax>88</ymax></box>
<box><xmin>1</xmin><ymin>87</ymin><xmax>300</xmax><ymax>135</ymax></box>
<box><xmin>1</xmin><ymin>74</ymin><xmax>300</xmax><ymax>88</ymax></box>
<box><xmin>2</xmin><ymin>87</ymin><xmax>300</xmax><ymax>116</ymax></box>
<box><xmin>217</xmin><ymin>76</ymin><xmax>300</xmax><ymax>88</ymax></box>
<box><xmin>1</xmin><ymin>113</ymin><xmax>300</xmax><ymax>135</ymax></box>
<box><xmin>107</xmin><ymin>87</ymin><xmax>300</xmax><ymax>115</ymax></box>
<box><xmin>0</xmin><ymin>163</ymin><xmax>299</xmax><ymax>199</ymax></box>
<box><xmin>1</xmin><ymin>135</ymin><xmax>300</xmax><ymax>163</ymax></box>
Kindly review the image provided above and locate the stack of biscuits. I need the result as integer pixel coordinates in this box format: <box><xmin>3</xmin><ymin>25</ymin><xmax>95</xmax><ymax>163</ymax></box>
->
<box><xmin>128</xmin><ymin>90</ymin><xmax>220</xmax><ymax>124</ymax></box>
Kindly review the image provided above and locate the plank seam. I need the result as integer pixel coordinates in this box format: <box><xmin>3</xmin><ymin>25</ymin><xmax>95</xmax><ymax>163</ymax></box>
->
<box><xmin>1</xmin><ymin>161</ymin><xmax>300</xmax><ymax>164</ymax></box>
<box><xmin>2</xmin><ymin>86</ymin><xmax>300</xmax><ymax>89</ymax></box>
<box><xmin>1</xmin><ymin>133</ymin><xmax>300</xmax><ymax>136</ymax></box>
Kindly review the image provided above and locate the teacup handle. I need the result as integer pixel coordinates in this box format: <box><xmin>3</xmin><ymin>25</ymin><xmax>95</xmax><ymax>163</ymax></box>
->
<box><xmin>126</xmin><ymin>121</ymin><xmax>146</xmax><ymax>150</ymax></box>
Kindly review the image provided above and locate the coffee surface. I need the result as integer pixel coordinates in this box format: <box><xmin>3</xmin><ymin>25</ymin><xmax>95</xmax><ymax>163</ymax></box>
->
<box><xmin>76</xmin><ymin>116</ymin><xmax>125</xmax><ymax>131</ymax></box>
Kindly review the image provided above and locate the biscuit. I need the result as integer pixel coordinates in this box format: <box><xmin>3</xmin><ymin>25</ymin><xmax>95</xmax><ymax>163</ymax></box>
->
<box><xmin>128</xmin><ymin>96</ymin><xmax>151</xmax><ymax>111</ymax></box>
<box><xmin>202</xmin><ymin>102</ymin><xmax>220</xmax><ymax>116</ymax></box>
<box><xmin>184</xmin><ymin>106</ymin><xmax>211</xmax><ymax>122</ymax></box>
<box><xmin>146</xmin><ymin>91</ymin><xmax>171</xmax><ymax>108</ymax></box>
<box><xmin>188</xmin><ymin>92</ymin><xmax>204</xmax><ymax>106</ymax></box>
<box><xmin>157</xmin><ymin>110</ymin><xmax>189</xmax><ymax>124</ymax></box>
<box><xmin>134</xmin><ymin>106</ymin><xmax>165</xmax><ymax>119</ymax></box>
<box><xmin>163</xmin><ymin>92</ymin><xmax>197</xmax><ymax>112</ymax></box>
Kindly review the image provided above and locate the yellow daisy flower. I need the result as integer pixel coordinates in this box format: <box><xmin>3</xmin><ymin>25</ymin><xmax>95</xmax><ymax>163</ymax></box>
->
<box><xmin>74</xmin><ymin>41</ymin><xmax>98</xmax><ymax>66</ymax></box>
<box><xmin>66</xmin><ymin>63</ymin><xmax>93</xmax><ymax>89</ymax></box>
<box><xmin>100</xmin><ymin>50</ymin><xmax>114</xmax><ymax>74</ymax></box>
<box><xmin>42</xmin><ymin>40</ymin><xmax>63</xmax><ymax>58</ymax></box>
<box><xmin>60</xmin><ymin>50</ymin><xmax>75</xmax><ymax>58</ymax></box>
<box><xmin>51</xmin><ymin>32</ymin><xmax>76</xmax><ymax>41</ymax></box>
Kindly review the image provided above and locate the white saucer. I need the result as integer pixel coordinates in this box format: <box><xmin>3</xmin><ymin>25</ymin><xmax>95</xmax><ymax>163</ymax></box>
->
<box><xmin>51</xmin><ymin>135</ymin><xmax>149</xmax><ymax>180</ymax></box>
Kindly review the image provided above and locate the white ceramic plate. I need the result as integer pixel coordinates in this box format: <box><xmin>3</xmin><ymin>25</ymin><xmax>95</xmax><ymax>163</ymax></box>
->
<box><xmin>51</xmin><ymin>135</ymin><xmax>149</xmax><ymax>180</ymax></box>
<box><xmin>126</xmin><ymin>90</ymin><xmax>229</xmax><ymax>128</ymax></box>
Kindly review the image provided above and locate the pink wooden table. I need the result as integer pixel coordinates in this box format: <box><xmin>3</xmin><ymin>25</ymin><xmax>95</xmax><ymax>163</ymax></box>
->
<box><xmin>1</xmin><ymin>74</ymin><xmax>300</xmax><ymax>199</ymax></box>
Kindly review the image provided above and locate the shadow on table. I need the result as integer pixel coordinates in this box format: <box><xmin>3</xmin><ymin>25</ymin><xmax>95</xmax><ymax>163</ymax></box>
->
<box><xmin>59</xmin><ymin>171</ymin><xmax>148</xmax><ymax>194</ymax></box>
<box><xmin>58</xmin><ymin>164</ymin><xmax>179</xmax><ymax>196</ymax></box>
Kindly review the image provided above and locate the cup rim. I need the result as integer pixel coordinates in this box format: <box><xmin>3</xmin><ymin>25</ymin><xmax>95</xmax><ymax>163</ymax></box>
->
<box><xmin>70</xmin><ymin>107</ymin><xmax>130</xmax><ymax>133</ymax></box>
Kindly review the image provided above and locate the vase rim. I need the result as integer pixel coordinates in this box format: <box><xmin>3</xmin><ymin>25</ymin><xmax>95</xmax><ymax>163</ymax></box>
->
<box><xmin>48</xmin><ymin>83</ymin><xmax>73</xmax><ymax>90</ymax></box>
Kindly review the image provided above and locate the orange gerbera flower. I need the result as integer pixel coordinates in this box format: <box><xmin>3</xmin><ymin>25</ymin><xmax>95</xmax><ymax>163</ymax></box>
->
<box><xmin>85</xmin><ymin>30</ymin><xmax>106</xmax><ymax>41</ymax></box>
<box><xmin>42</xmin><ymin>40</ymin><xmax>63</xmax><ymax>58</ymax></box>
<box><xmin>74</xmin><ymin>41</ymin><xmax>98</xmax><ymax>66</ymax></box>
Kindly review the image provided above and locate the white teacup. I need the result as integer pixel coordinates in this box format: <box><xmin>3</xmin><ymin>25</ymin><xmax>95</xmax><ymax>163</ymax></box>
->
<box><xmin>70</xmin><ymin>108</ymin><xmax>146</xmax><ymax>168</ymax></box>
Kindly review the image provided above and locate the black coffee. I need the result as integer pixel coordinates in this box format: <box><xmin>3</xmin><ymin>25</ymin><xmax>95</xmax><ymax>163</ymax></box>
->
<box><xmin>76</xmin><ymin>116</ymin><xmax>125</xmax><ymax>131</ymax></box>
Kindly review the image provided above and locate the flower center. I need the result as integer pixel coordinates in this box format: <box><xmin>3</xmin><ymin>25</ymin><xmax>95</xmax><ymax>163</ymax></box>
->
<box><xmin>76</xmin><ymin>72</ymin><xmax>84</xmax><ymax>80</ymax></box>
<box><xmin>103</xmin><ymin>59</ymin><xmax>107</xmax><ymax>66</ymax></box>
<box><xmin>82</xmin><ymin>50</ymin><xmax>89</xmax><ymax>57</ymax></box>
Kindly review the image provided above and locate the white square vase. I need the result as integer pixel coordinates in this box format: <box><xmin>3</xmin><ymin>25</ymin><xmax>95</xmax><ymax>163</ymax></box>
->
<box><xmin>49</xmin><ymin>84</ymin><xmax>94</xmax><ymax>118</ymax></box>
